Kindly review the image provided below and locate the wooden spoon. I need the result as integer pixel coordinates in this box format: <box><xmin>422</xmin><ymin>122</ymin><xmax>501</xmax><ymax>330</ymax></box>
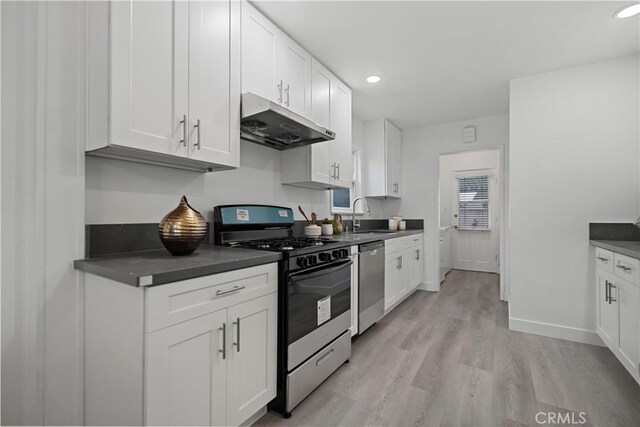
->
<box><xmin>298</xmin><ymin>205</ymin><xmax>310</xmax><ymax>224</ymax></box>
<box><xmin>311</xmin><ymin>212</ymin><xmax>317</xmax><ymax>225</ymax></box>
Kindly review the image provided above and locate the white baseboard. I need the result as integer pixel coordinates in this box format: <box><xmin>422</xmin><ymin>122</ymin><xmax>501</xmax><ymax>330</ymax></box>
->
<box><xmin>243</xmin><ymin>406</ymin><xmax>267</xmax><ymax>426</ymax></box>
<box><xmin>420</xmin><ymin>281</ymin><xmax>438</xmax><ymax>292</ymax></box>
<box><xmin>509</xmin><ymin>317</ymin><xmax>605</xmax><ymax>347</ymax></box>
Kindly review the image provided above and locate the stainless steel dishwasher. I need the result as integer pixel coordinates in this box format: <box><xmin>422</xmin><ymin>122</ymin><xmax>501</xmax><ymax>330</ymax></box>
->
<box><xmin>358</xmin><ymin>241</ymin><xmax>385</xmax><ymax>334</ymax></box>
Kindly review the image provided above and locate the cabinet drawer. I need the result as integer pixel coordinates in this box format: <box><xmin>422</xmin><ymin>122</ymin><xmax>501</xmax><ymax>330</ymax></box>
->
<box><xmin>146</xmin><ymin>263</ymin><xmax>278</xmax><ymax>332</ymax></box>
<box><xmin>614</xmin><ymin>253</ymin><xmax>639</xmax><ymax>286</ymax></box>
<box><xmin>407</xmin><ymin>233</ymin><xmax>423</xmax><ymax>248</ymax></box>
<box><xmin>595</xmin><ymin>247</ymin><xmax>614</xmax><ymax>273</ymax></box>
<box><xmin>287</xmin><ymin>330</ymin><xmax>351</xmax><ymax>412</ymax></box>
<box><xmin>385</xmin><ymin>236</ymin><xmax>407</xmax><ymax>254</ymax></box>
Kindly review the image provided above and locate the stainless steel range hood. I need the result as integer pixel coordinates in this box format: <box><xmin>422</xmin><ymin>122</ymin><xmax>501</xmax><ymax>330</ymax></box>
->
<box><xmin>240</xmin><ymin>92</ymin><xmax>335</xmax><ymax>150</ymax></box>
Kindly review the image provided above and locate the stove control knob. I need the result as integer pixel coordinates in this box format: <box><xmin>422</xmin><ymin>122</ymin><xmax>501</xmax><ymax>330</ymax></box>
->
<box><xmin>319</xmin><ymin>252</ymin><xmax>331</xmax><ymax>262</ymax></box>
<box><xmin>297</xmin><ymin>257</ymin><xmax>308</xmax><ymax>267</ymax></box>
<box><xmin>332</xmin><ymin>250</ymin><xmax>341</xmax><ymax>259</ymax></box>
<box><xmin>341</xmin><ymin>249</ymin><xmax>350</xmax><ymax>258</ymax></box>
<box><xmin>308</xmin><ymin>255</ymin><xmax>318</xmax><ymax>265</ymax></box>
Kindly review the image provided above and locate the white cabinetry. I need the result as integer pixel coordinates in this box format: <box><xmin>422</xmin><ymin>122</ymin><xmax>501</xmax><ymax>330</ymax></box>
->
<box><xmin>595</xmin><ymin>247</ymin><xmax>640</xmax><ymax>384</ymax></box>
<box><xmin>384</xmin><ymin>234</ymin><xmax>423</xmax><ymax>312</ymax></box>
<box><xmin>85</xmin><ymin>263</ymin><xmax>278</xmax><ymax>426</ymax></box>
<box><xmin>242</xmin><ymin>1</ymin><xmax>310</xmax><ymax>117</ymax></box>
<box><xmin>87</xmin><ymin>0</ymin><xmax>240</xmax><ymax>172</ymax></box>
<box><xmin>281</xmin><ymin>61</ymin><xmax>352</xmax><ymax>189</ymax></box>
<box><xmin>363</xmin><ymin>119</ymin><xmax>402</xmax><ymax>198</ymax></box>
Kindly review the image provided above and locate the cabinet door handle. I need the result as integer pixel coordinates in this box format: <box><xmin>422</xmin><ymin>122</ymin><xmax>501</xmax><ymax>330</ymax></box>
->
<box><xmin>609</xmin><ymin>283</ymin><xmax>617</xmax><ymax>304</ymax></box>
<box><xmin>277</xmin><ymin>80</ymin><xmax>283</xmax><ymax>104</ymax></box>
<box><xmin>330</xmin><ymin>163</ymin><xmax>335</xmax><ymax>179</ymax></box>
<box><xmin>233</xmin><ymin>317</ymin><xmax>241</xmax><ymax>352</ymax></box>
<box><xmin>215</xmin><ymin>285</ymin><xmax>245</xmax><ymax>296</ymax></box>
<box><xmin>336</xmin><ymin>163</ymin><xmax>340</xmax><ymax>180</ymax></box>
<box><xmin>596</xmin><ymin>256</ymin><xmax>609</xmax><ymax>262</ymax></box>
<box><xmin>415</xmin><ymin>249</ymin><xmax>420</xmax><ymax>261</ymax></box>
<box><xmin>284</xmin><ymin>84</ymin><xmax>290</xmax><ymax>106</ymax></box>
<box><xmin>605</xmin><ymin>280</ymin><xmax>610</xmax><ymax>302</ymax></box>
<box><xmin>180</xmin><ymin>114</ymin><xmax>187</xmax><ymax>147</ymax></box>
<box><xmin>616</xmin><ymin>264</ymin><xmax>632</xmax><ymax>271</ymax></box>
<box><xmin>193</xmin><ymin>119</ymin><xmax>201</xmax><ymax>150</ymax></box>
<box><xmin>218</xmin><ymin>323</ymin><xmax>227</xmax><ymax>359</ymax></box>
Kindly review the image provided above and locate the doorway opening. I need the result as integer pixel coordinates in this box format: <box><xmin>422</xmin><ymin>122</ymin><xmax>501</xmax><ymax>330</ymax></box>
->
<box><xmin>437</xmin><ymin>148</ymin><xmax>507</xmax><ymax>301</ymax></box>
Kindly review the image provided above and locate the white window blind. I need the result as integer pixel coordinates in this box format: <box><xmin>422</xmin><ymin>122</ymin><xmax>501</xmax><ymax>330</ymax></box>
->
<box><xmin>458</xmin><ymin>175</ymin><xmax>489</xmax><ymax>230</ymax></box>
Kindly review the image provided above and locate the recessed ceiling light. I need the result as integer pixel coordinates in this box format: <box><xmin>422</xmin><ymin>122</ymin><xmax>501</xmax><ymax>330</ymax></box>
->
<box><xmin>615</xmin><ymin>3</ymin><xmax>640</xmax><ymax>18</ymax></box>
<box><xmin>366</xmin><ymin>75</ymin><xmax>382</xmax><ymax>84</ymax></box>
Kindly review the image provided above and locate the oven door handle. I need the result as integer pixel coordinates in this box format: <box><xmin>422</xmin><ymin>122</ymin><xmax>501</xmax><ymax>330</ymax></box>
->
<box><xmin>288</xmin><ymin>259</ymin><xmax>353</xmax><ymax>281</ymax></box>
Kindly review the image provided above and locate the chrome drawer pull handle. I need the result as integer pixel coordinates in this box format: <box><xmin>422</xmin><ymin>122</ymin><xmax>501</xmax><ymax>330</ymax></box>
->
<box><xmin>219</xmin><ymin>323</ymin><xmax>227</xmax><ymax>359</ymax></box>
<box><xmin>179</xmin><ymin>114</ymin><xmax>187</xmax><ymax>147</ymax></box>
<box><xmin>596</xmin><ymin>256</ymin><xmax>609</xmax><ymax>262</ymax></box>
<box><xmin>216</xmin><ymin>285</ymin><xmax>246</xmax><ymax>296</ymax></box>
<box><xmin>616</xmin><ymin>265</ymin><xmax>632</xmax><ymax>271</ymax></box>
<box><xmin>316</xmin><ymin>349</ymin><xmax>334</xmax><ymax>366</ymax></box>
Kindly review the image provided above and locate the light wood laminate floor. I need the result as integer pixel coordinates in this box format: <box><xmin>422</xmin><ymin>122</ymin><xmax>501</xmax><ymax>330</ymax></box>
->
<box><xmin>257</xmin><ymin>270</ymin><xmax>640</xmax><ymax>427</ymax></box>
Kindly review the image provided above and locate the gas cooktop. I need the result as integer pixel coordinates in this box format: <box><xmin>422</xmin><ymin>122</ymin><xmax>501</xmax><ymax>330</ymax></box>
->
<box><xmin>226</xmin><ymin>236</ymin><xmax>336</xmax><ymax>252</ymax></box>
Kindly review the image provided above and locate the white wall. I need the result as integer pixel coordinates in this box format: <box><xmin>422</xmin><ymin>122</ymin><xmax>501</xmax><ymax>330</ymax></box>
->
<box><xmin>509</xmin><ymin>54</ymin><xmax>639</xmax><ymax>345</ymax></box>
<box><xmin>386</xmin><ymin>115</ymin><xmax>509</xmax><ymax>290</ymax></box>
<box><xmin>86</xmin><ymin>114</ymin><xmax>381</xmax><ymax>224</ymax></box>
<box><xmin>438</xmin><ymin>150</ymin><xmax>501</xmax><ymax>228</ymax></box>
<box><xmin>2</xmin><ymin>2</ymin><xmax>86</xmax><ymax>424</ymax></box>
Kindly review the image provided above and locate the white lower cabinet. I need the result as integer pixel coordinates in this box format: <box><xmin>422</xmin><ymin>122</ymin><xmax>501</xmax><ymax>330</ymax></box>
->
<box><xmin>85</xmin><ymin>263</ymin><xmax>278</xmax><ymax>426</ymax></box>
<box><xmin>384</xmin><ymin>235</ymin><xmax>423</xmax><ymax>312</ymax></box>
<box><xmin>595</xmin><ymin>248</ymin><xmax>640</xmax><ymax>385</ymax></box>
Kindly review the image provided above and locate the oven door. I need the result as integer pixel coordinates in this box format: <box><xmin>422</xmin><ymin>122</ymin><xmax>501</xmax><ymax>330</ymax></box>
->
<box><xmin>286</xmin><ymin>259</ymin><xmax>352</xmax><ymax>370</ymax></box>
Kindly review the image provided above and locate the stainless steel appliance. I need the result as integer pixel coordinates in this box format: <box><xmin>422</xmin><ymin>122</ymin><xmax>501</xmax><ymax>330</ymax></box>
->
<box><xmin>241</xmin><ymin>92</ymin><xmax>336</xmax><ymax>150</ymax></box>
<box><xmin>213</xmin><ymin>205</ymin><xmax>351</xmax><ymax>418</ymax></box>
<box><xmin>358</xmin><ymin>241</ymin><xmax>385</xmax><ymax>334</ymax></box>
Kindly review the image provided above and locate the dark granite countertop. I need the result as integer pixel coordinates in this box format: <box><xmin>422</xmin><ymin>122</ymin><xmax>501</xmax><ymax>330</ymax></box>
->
<box><xmin>74</xmin><ymin>245</ymin><xmax>282</xmax><ymax>287</ymax></box>
<box><xmin>329</xmin><ymin>229</ymin><xmax>423</xmax><ymax>245</ymax></box>
<box><xmin>590</xmin><ymin>240</ymin><xmax>640</xmax><ymax>260</ymax></box>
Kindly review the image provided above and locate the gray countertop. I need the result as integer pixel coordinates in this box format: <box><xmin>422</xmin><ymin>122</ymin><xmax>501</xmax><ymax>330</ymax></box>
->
<box><xmin>329</xmin><ymin>229</ymin><xmax>423</xmax><ymax>245</ymax></box>
<box><xmin>590</xmin><ymin>240</ymin><xmax>640</xmax><ymax>260</ymax></box>
<box><xmin>74</xmin><ymin>245</ymin><xmax>282</xmax><ymax>287</ymax></box>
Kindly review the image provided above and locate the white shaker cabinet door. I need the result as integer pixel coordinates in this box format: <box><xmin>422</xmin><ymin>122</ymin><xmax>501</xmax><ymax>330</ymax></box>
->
<box><xmin>330</xmin><ymin>80</ymin><xmax>353</xmax><ymax>189</ymax></box>
<box><xmin>616</xmin><ymin>280</ymin><xmax>640</xmax><ymax>377</ymax></box>
<box><xmin>385</xmin><ymin>255</ymin><xmax>399</xmax><ymax>311</ymax></box>
<box><xmin>276</xmin><ymin>34</ymin><xmax>311</xmax><ymax>117</ymax></box>
<box><xmin>226</xmin><ymin>293</ymin><xmax>277</xmax><ymax>426</ymax></box>
<box><xmin>386</xmin><ymin>121</ymin><xmax>402</xmax><ymax>197</ymax></box>
<box><xmin>188</xmin><ymin>0</ymin><xmax>240</xmax><ymax>168</ymax></box>
<box><xmin>596</xmin><ymin>269</ymin><xmax>618</xmax><ymax>349</ymax></box>
<box><xmin>407</xmin><ymin>247</ymin><xmax>423</xmax><ymax>290</ymax></box>
<box><xmin>146</xmin><ymin>310</ymin><xmax>228</xmax><ymax>426</ymax></box>
<box><xmin>241</xmin><ymin>1</ymin><xmax>278</xmax><ymax>102</ymax></box>
<box><xmin>110</xmin><ymin>0</ymin><xmax>189</xmax><ymax>157</ymax></box>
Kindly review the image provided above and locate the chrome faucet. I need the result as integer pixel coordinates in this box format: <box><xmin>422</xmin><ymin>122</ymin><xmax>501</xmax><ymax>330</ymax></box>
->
<box><xmin>351</xmin><ymin>197</ymin><xmax>371</xmax><ymax>232</ymax></box>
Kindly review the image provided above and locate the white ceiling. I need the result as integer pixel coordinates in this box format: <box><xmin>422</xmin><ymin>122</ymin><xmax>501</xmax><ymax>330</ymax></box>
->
<box><xmin>253</xmin><ymin>1</ymin><xmax>639</xmax><ymax>129</ymax></box>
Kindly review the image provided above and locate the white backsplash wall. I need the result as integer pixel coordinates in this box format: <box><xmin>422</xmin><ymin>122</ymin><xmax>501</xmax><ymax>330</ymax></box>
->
<box><xmin>86</xmin><ymin>115</ymin><xmax>382</xmax><ymax>224</ymax></box>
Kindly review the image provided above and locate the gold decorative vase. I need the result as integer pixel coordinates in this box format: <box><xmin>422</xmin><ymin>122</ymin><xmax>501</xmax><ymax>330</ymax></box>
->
<box><xmin>159</xmin><ymin>196</ymin><xmax>207</xmax><ymax>256</ymax></box>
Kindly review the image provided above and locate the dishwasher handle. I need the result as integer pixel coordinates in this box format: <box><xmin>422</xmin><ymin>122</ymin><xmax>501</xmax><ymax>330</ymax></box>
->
<box><xmin>360</xmin><ymin>241</ymin><xmax>384</xmax><ymax>252</ymax></box>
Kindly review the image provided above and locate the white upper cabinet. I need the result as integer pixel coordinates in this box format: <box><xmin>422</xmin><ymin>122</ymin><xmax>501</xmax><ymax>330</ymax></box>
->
<box><xmin>87</xmin><ymin>0</ymin><xmax>240</xmax><ymax>172</ymax></box>
<box><xmin>281</xmin><ymin>59</ymin><xmax>352</xmax><ymax>189</ymax></box>
<box><xmin>241</xmin><ymin>2</ymin><xmax>278</xmax><ymax>102</ymax></box>
<box><xmin>363</xmin><ymin>119</ymin><xmax>403</xmax><ymax>198</ymax></box>
<box><xmin>330</xmin><ymin>79</ymin><xmax>353</xmax><ymax>189</ymax></box>
<box><xmin>109</xmin><ymin>0</ymin><xmax>189</xmax><ymax>157</ymax></box>
<box><xmin>242</xmin><ymin>2</ymin><xmax>310</xmax><ymax>117</ymax></box>
<box><xmin>188</xmin><ymin>0</ymin><xmax>240</xmax><ymax>168</ymax></box>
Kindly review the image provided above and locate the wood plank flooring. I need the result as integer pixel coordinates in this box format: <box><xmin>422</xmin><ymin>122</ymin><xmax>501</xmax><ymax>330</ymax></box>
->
<box><xmin>256</xmin><ymin>270</ymin><xmax>640</xmax><ymax>427</ymax></box>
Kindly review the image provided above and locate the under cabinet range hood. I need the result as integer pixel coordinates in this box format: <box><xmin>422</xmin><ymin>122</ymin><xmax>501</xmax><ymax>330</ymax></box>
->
<box><xmin>240</xmin><ymin>92</ymin><xmax>335</xmax><ymax>150</ymax></box>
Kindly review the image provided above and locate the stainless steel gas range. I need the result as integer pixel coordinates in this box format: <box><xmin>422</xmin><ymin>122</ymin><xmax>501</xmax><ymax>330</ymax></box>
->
<box><xmin>214</xmin><ymin>205</ymin><xmax>352</xmax><ymax>418</ymax></box>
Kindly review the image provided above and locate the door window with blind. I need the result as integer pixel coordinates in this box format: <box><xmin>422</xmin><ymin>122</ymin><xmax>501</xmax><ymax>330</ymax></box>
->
<box><xmin>457</xmin><ymin>175</ymin><xmax>490</xmax><ymax>230</ymax></box>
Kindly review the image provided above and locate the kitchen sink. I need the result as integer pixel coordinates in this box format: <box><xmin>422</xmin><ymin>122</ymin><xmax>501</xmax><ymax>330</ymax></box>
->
<box><xmin>352</xmin><ymin>229</ymin><xmax>398</xmax><ymax>234</ymax></box>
